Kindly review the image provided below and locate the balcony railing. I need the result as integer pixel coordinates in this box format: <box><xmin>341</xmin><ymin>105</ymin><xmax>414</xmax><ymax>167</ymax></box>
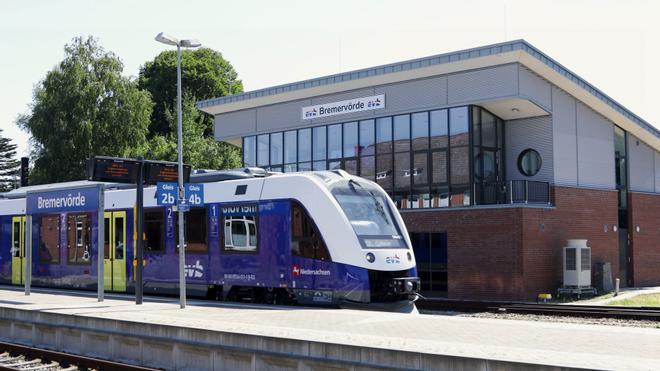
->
<box><xmin>474</xmin><ymin>180</ymin><xmax>551</xmax><ymax>205</ymax></box>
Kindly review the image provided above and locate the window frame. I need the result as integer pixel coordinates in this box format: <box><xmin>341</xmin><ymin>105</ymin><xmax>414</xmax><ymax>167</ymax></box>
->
<box><xmin>221</xmin><ymin>204</ymin><xmax>260</xmax><ymax>254</ymax></box>
<box><xmin>38</xmin><ymin>213</ymin><xmax>61</xmax><ymax>264</ymax></box>
<box><xmin>66</xmin><ymin>212</ymin><xmax>92</xmax><ymax>265</ymax></box>
<box><xmin>143</xmin><ymin>207</ymin><xmax>167</xmax><ymax>254</ymax></box>
<box><xmin>290</xmin><ymin>201</ymin><xmax>332</xmax><ymax>261</ymax></box>
<box><xmin>517</xmin><ymin>148</ymin><xmax>542</xmax><ymax>177</ymax></box>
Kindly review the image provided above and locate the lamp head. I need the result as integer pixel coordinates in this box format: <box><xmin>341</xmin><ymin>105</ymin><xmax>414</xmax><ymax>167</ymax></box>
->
<box><xmin>180</xmin><ymin>39</ymin><xmax>201</xmax><ymax>48</ymax></box>
<box><xmin>155</xmin><ymin>32</ymin><xmax>179</xmax><ymax>46</ymax></box>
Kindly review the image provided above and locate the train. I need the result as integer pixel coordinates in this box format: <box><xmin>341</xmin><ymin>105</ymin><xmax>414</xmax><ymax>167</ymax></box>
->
<box><xmin>0</xmin><ymin>168</ymin><xmax>420</xmax><ymax>312</ymax></box>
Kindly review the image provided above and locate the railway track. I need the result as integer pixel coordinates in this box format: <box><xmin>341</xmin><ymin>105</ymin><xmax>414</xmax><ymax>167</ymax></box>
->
<box><xmin>0</xmin><ymin>341</ymin><xmax>158</xmax><ymax>371</ymax></box>
<box><xmin>417</xmin><ymin>299</ymin><xmax>660</xmax><ymax>321</ymax></box>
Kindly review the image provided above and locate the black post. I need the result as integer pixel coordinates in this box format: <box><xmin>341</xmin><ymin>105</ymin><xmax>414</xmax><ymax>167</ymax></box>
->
<box><xmin>136</xmin><ymin>156</ymin><xmax>144</xmax><ymax>305</ymax></box>
<box><xmin>20</xmin><ymin>157</ymin><xmax>29</xmax><ymax>187</ymax></box>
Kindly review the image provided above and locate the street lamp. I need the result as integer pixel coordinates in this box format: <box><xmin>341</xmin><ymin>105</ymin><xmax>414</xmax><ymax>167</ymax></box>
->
<box><xmin>155</xmin><ymin>32</ymin><xmax>201</xmax><ymax>309</ymax></box>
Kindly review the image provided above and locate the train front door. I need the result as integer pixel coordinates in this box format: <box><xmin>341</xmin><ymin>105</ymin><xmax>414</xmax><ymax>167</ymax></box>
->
<box><xmin>104</xmin><ymin>211</ymin><xmax>127</xmax><ymax>292</ymax></box>
<box><xmin>11</xmin><ymin>216</ymin><xmax>26</xmax><ymax>285</ymax></box>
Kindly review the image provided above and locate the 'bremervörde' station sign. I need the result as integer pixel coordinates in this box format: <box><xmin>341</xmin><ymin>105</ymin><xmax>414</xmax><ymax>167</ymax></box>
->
<box><xmin>26</xmin><ymin>186</ymin><xmax>100</xmax><ymax>214</ymax></box>
<box><xmin>302</xmin><ymin>94</ymin><xmax>385</xmax><ymax>120</ymax></box>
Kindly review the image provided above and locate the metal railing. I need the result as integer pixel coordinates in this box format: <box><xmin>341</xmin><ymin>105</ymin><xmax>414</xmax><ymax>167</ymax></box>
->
<box><xmin>474</xmin><ymin>180</ymin><xmax>551</xmax><ymax>205</ymax></box>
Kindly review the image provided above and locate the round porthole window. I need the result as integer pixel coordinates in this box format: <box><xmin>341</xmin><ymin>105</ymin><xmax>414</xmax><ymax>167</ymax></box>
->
<box><xmin>517</xmin><ymin>149</ymin><xmax>542</xmax><ymax>177</ymax></box>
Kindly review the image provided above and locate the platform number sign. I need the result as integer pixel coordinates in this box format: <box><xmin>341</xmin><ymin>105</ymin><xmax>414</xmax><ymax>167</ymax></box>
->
<box><xmin>185</xmin><ymin>184</ymin><xmax>204</xmax><ymax>206</ymax></box>
<box><xmin>156</xmin><ymin>183</ymin><xmax>203</xmax><ymax>208</ymax></box>
<box><xmin>156</xmin><ymin>182</ymin><xmax>178</xmax><ymax>206</ymax></box>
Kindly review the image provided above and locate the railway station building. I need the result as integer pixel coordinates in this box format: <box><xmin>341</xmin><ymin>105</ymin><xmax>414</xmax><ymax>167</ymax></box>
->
<box><xmin>197</xmin><ymin>40</ymin><xmax>660</xmax><ymax>301</ymax></box>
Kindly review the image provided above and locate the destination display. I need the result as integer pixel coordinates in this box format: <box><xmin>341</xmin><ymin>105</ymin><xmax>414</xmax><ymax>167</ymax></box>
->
<box><xmin>144</xmin><ymin>161</ymin><xmax>191</xmax><ymax>185</ymax></box>
<box><xmin>87</xmin><ymin>157</ymin><xmax>140</xmax><ymax>183</ymax></box>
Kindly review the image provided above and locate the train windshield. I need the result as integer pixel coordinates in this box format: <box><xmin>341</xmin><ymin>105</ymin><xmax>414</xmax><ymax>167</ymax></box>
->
<box><xmin>331</xmin><ymin>180</ymin><xmax>407</xmax><ymax>249</ymax></box>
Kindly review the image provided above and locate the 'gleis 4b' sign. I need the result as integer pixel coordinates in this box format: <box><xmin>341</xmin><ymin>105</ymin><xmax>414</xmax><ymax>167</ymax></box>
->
<box><xmin>302</xmin><ymin>94</ymin><xmax>385</xmax><ymax>120</ymax></box>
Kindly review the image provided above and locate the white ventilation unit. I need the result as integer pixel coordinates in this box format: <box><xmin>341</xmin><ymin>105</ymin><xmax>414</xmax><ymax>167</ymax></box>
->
<box><xmin>563</xmin><ymin>239</ymin><xmax>591</xmax><ymax>287</ymax></box>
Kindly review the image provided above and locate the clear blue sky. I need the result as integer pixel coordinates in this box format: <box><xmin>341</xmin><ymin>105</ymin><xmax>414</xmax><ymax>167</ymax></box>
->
<box><xmin>2</xmin><ymin>0</ymin><xmax>659</xmax><ymax>157</ymax></box>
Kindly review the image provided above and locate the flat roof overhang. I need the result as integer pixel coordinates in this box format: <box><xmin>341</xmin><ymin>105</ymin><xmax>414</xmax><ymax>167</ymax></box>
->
<box><xmin>198</xmin><ymin>40</ymin><xmax>660</xmax><ymax>152</ymax></box>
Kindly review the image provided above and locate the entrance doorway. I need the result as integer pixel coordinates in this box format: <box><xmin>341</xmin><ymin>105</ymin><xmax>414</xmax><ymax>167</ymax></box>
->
<box><xmin>104</xmin><ymin>211</ymin><xmax>127</xmax><ymax>292</ymax></box>
<box><xmin>11</xmin><ymin>216</ymin><xmax>26</xmax><ymax>285</ymax></box>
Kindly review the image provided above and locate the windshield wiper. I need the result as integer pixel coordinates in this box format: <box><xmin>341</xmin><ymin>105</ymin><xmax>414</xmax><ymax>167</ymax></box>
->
<box><xmin>347</xmin><ymin>179</ymin><xmax>389</xmax><ymax>226</ymax></box>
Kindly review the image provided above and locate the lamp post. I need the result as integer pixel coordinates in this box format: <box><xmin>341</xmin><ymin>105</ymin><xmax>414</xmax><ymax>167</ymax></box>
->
<box><xmin>155</xmin><ymin>32</ymin><xmax>201</xmax><ymax>309</ymax></box>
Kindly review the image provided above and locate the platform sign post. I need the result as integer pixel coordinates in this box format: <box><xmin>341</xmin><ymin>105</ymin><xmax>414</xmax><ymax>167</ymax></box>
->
<box><xmin>97</xmin><ymin>184</ymin><xmax>104</xmax><ymax>302</ymax></box>
<box><xmin>135</xmin><ymin>157</ymin><xmax>144</xmax><ymax>305</ymax></box>
<box><xmin>24</xmin><ymin>215</ymin><xmax>31</xmax><ymax>296</ymax></box>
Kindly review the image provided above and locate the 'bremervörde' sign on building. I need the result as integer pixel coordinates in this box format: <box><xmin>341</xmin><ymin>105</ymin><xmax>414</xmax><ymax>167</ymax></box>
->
<box><xmin>302</xmin><ymin>94</ymin><xmax>385</xmax><ymax>120</ymax></box>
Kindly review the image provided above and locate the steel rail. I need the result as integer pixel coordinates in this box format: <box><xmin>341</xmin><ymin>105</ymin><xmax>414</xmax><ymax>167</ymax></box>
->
<box><xmin>417</xmin><ymin>299</ymin><xmax>660</xmax><ymax>321</ymax></box>
<box><xmin>0</xmin><ymin>341</ymin><xmax>159</xmax><ymax>371</ymax></box>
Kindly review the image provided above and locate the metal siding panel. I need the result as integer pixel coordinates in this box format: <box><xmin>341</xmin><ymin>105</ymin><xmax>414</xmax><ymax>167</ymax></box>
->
<box><xmin>576</xmin><ymin>102</ymin><xmax>615</xmax><ymax>189</ymax></box>
<box><xmin>256</xmin><ymin>99</ymin><xmax>311</xmax><ymax>132</ymax></box>
<box><xmin>374</xmin><ymin>76</ymin><xmax>447</xmax><ymax>115</ymax></box>
<box><xmin>627</xmin><ymin>134</ymin><xmax>655</xmax><ymax>192</ymax></box>
<box><xmin>505</xmin><ymin>115</ymin><xmax>554</xmax><ymax>183</ymax></box>
<box><xmin>213</xmin><ymin>109</ymin><xmax>257</xmax><ymax>140</ymax></box>
<box><xmin>447</xmin><ymin>64</ymin><xmax>518</xmax><ymax>104</ymax></box>
<box><xmin>310</xmin><ymin>88</ymin><xmax>376</xmax><ymax>124</ymax></box>
<box><xmin>552</xmin><ymin>87</ymin><xmax>578</xmax><ymax>186</ymax></box>
<box><xmin>519</xmin><ymin>66</ymin><xmax>552</xmax><ymax>111</ymax></box>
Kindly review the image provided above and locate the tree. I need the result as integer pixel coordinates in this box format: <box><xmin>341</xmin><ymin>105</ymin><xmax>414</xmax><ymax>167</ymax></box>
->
<box><xmin>0</xmin><ymin>129</ymin><xmax>20</xmax><ymax>192</ymax></box>
<box><xmin>146</xmin><ymin>95</ymin><xmax>241</xmax><ymax>170</ymax></box>
<box><xmin>138</xmin><ymin>48</ymin><xmax>243</xmax><ymax>138</ymax></box>
<box><xmin>17</xmin><ymin>36</ymin><xmax>153</xmax><ymax>184</ymax></box>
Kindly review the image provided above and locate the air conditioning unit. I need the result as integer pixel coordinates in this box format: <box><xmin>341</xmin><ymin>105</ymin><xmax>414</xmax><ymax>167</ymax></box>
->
<box><xmin>563</xmin><ymin>239</ymin><xmax>591</xmax><ymax>287</ymax></box>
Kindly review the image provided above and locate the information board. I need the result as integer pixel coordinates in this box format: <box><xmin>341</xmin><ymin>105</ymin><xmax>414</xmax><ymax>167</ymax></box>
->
<box><xmin>144</xmin><ymin>161</ymin><xmax>191</xmax><ymax>185</ymax></box>
<box><xmin>87</xmin><ymin>157</ymin><xmax>140</xmax><ymax>183</ymax></box>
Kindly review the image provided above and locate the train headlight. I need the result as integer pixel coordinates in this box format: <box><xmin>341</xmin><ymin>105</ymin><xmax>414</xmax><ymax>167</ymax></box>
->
<box><xmin>366</xmin><ymin>252</ymin><xmax>375</xmax><ymax>263</ymax></box>
<box><xmin>407</xmin><ymin>252</ymin><xmax>412</xmax><ymax>261</ymax></box>
<box><xmin>405</xmin><ymin>281</ymin><xmax>414</xmax><ymax>292</ymax></box>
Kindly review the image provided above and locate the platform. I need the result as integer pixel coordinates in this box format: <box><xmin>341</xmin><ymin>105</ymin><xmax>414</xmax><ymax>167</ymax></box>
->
<box><xmin>0</xmin><ymin>286</ymin><xmax>659</xmax><ymax>370</ymax></box>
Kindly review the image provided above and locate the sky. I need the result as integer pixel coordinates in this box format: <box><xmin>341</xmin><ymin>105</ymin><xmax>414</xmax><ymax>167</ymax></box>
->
<box><xmin>1</xmin><ymin>0</ymin><xmax>659</xmax><ymax>157</ymax></box>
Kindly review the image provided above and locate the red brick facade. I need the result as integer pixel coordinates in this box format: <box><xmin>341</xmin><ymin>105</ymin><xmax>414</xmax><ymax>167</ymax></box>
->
<box><xmin>402</xmin><ymin>186</ymin><xmax>640</xmax><ymax>301</ymax></box>
<box><xmin>629</xmin><ymin>192</ymin><xmax>660</xmax><ymax>287</ymax></box>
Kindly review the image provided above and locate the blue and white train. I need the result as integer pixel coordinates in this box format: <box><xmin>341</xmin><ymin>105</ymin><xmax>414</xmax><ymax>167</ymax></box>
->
<box><xmin>0</xmin><ymin>169</ymin><xmax>420</xmax><ymax>311</ymax></box>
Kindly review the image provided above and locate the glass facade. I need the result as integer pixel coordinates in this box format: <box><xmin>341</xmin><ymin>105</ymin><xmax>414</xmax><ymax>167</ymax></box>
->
<box><xmin>242</xmin><ymin>105</ymin><xmax>505</xmax><ymax>209</ymax></box>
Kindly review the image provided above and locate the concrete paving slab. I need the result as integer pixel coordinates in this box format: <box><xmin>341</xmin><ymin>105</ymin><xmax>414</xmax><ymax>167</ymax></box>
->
<box><xmin>0</xmin><ymin>286</ymin><xmax>659</xmax><ymax>370</ymax></box>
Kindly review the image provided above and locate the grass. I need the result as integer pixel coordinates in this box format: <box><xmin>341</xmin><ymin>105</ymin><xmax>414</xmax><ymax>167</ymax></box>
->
<box><xmin>607</xmin><ymin>293</ymin><xmax>660</xmax><ymax>307</ymax></box>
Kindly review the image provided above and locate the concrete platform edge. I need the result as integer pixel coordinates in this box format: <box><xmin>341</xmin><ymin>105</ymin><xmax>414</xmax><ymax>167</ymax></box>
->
<box><xmin>0</xmin><ymin>307</ymin><xmax>592</xmax><ymax>371</ymax></box>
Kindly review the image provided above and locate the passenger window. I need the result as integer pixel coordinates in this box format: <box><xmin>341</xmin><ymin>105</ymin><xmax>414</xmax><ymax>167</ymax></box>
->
<box><xmin>39</xmin><ymin>214</ymin><xmax>60</xmax><ymax>263</ymax></box>
<box><xmin>176</xmin><ymin>207</ymin><xmax>208</xmax><ymax>253</ymax></box>
<box><xmin>291</xmin><ymin>203</ymin><xmax>331</xmax><ymax>261</ymax></box>
<box><xmin>143</xmin><ymin>208</ymin><xmax>165</xmax><ymax>253</ymax></box>
<box><xmin>221</xmin><ymin>204</ymin><xmax>258</xmax><ymax>253</ymax></box>
<box><xmin>67</xmin><ymin>213</ymin><xmax>91</xmax><ymax>264</ymax></box>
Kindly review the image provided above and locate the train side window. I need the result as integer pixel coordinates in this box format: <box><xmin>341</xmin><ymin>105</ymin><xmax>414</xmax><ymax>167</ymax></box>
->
<box><xmin>223</xmin><ymin>216</ymin><xmax>258</xmax><ymax>252</ymax></box>
<box><xmin>67</xmin><ymin>213</ymin><xmax>91</xmax><ymax>264</ymax></box>
<box><xmin>144</xmin><ymin>208</ymin><xmax>165</xmax><ymax>253</ymax></box>
<box><xmin>291</xmin><ymin>203</ymin><xmax>331</xmax><ymax>261</ymax></box>
<box><xmin>175</xmin><ymin>207</ymin><xmax>208</xmax><ymax>253</ymax></box>
<box><xmin>39</xmin><ymin>214</ymin><xmax>60</xmax><ymax>263</ymax></box>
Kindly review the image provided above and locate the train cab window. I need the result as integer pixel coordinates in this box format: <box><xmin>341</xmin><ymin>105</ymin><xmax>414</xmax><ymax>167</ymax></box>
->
<box><xmin>175</xmin><ymin>207</ymin><xmax>208</xmax><ymax>253</ymax></box>
<box><xmin>144</xmin><ymin>208</ymin><xmax>165</xmax><ymax>253</ymax></box>
<box><xmin>291</xmin><ymin>203</ymin><xmax>331</xmax><ymax>261</ymax></box>
<box><xmin>67</xmin><ymin>213</ymin><xmax>91</xmax><ymax>264</ymax></box>
<box><xmin>39</xmin><ymin>214</ymin><xmax>60</xmax><ymax>263</ymax></box>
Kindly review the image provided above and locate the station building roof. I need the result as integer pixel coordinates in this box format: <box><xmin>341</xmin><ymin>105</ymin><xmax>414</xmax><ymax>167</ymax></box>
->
<box><xmin>197</xmin><ymin>39</ymin><xmax>660</xmax><ymax>151</ymax></box>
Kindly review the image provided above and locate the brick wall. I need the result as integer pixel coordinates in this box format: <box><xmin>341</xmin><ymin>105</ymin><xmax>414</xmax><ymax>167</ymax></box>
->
<box><xmin>402</xmin><ymin>208</ymin><xmax>525</xmax><ymax>300</ymax></box>
<box><xmin>521</xmin><ymin>187</ymin><xmax>619</xmax><ymax>298</ymax></box>
<box><xmin>402</xmin><ymin>186</ymin><xmax>620</xmax><ymax>301</ymax></box>
<box><xmin>629</xmin><ymin>192</ymin><xmax>660</xmax><ymax>287</ymax></box>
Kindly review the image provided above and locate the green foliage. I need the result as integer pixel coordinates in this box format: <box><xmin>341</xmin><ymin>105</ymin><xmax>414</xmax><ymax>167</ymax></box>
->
<box><xmin>17</xmin><ymin>36</ymin><xmax>153</xmax><ymax>184</ymax></box>
<box><xmin>0</xmin><ymin>129</ymin><xmax>20</xmax><ymax>191</ymax></box>
<box><xmin>145</xmin><ymin>95</ymin><xmax>241</xmax><ymax>170</ymax></box>
<box><xmin>138</xmin><ymin>48</ymin><xmax>243</xmax><ymax>138</ymax></box>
